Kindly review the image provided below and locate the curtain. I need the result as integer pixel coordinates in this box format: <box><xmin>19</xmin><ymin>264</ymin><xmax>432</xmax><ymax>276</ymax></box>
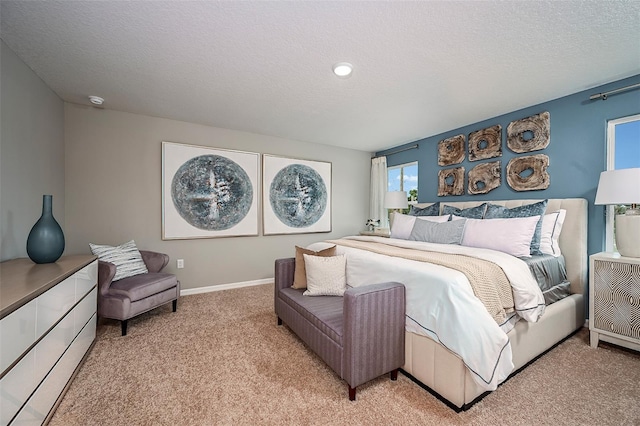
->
<box><xmin>369</xmin><ymin>156</ymin><xmax>388</xmax><ymax>228</ymax></box>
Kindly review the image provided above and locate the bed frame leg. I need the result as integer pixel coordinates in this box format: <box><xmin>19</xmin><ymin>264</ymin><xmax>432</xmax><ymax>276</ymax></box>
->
<box><xmin>348</xmin><ymin>385</ymin><xmax>356</xmax><ymax>401</ymax></box>
<box><xmin>390</xmin><ymin>369</ymin><xmax>398</xmax><ymax>381</ymax></box>
<box><xmin>277</xmin><ymin>317</ymin><xmax>282</xmax><ymax>326</ymax></box>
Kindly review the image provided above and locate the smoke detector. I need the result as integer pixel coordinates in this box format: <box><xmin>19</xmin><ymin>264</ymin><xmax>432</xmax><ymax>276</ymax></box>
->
<box><xmin>88</xmin><ymin>96</ymin><xmax>104</xmax><ymax>106</ymax></box>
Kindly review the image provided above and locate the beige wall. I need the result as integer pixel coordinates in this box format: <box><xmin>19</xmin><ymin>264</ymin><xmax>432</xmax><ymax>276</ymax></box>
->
<box><xmin>64</xmin><ymin>104</ymin><xmax>371</xmax><ymax>289</ymax></box>
<box><xmin>0</xmin><ymin>41</ymin><xmax>65</xmax><ymax>261</ymax></box>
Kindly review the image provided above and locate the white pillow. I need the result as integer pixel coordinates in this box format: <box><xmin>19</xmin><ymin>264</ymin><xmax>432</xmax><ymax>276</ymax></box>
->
<box><xmin>303</xmin><ymin>254</ymin><xmax>347</xmax><ymax>296</ymax></box>
<box><xmin>391</xmin><ymin>213</ymin><xmax>451</xmax><ymax>239</ymax></box>
<box><xmin>461</xmin><ymin>216</ymin><xmax>541</xmax><ymax>258</ymax></box>
<box><xmin>89</xmin><ymin>240</ymin><xmax>148</xmax><ymax>281</ymax></box>
<box><xmin>540</xmin><ymin>209</ymin><xmax>566</xmax><ymax>257</ymax></box>
<box><xmin>390</xmin><ymin>213</ymin><xmax>416</xmax><ymax>239</ymax></box>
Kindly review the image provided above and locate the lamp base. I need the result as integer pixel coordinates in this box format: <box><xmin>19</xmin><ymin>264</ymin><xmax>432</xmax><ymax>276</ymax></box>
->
<box><xmin>615</xmin><ymin>214</ymin><xmax>640</xmax><ymax>258</ymax></box>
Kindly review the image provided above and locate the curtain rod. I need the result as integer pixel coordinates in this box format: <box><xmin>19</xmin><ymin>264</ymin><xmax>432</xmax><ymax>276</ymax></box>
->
<box><xmin>373</xmin><ymin>144</ymin><xmax>419</xmax><ymax>158</ymax></box>
<box><xmin>589</xmin><ymin>82</ymin><xmax>640</xmax><ymax>101</ymax></box>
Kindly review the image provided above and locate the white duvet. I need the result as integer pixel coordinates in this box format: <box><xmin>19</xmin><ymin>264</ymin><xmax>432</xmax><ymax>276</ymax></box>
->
<box><xmin>307</xmin><ymin>236</ymin><xmax>545</xmax><ymax>391</ymax></box>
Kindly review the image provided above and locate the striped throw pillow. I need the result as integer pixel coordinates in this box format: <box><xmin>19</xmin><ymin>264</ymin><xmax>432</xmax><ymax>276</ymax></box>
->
<box><xmin>89</xmin><ymin>240</ymin><xmax>149</xmax><ymax>281</ymax></box>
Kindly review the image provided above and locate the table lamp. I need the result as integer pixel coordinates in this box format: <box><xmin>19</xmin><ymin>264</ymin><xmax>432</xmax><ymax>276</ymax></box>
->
<box><xmin>385</xmin><ymin>191</ymin><xmax>408</xmax><ymax>223</ymax></box>
<box><xmin>594</xmin><ymin>168</ymin><xmax>640</xmax><ymax>258</ymax></box>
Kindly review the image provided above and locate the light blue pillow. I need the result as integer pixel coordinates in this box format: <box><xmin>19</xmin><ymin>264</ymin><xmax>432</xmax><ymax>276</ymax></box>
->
<box><xmin>409</xmin><ymin>218</ymin><xmax>467</xmax><ymax>245</ymax></box>
<box><xmin>442</xmin><ymin>203</ymin><xmax>487</xmax><ymax>219</ymax></box>
<box><xmin>409</xmin><ymin>202</ymin><xmax>440</xmax><ymax>216</ymax></box>
<box><xmin>484</xmin><ymin>200</ymin><xmax>548</xmax><ymax>255</ymax></box>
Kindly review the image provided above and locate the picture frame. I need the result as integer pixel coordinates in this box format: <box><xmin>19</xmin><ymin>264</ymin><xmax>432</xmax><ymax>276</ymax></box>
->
<box><xmin>162</xmin><ymin>141</ymin><xmax>259</xmax><ymax>239</ymax></box>
<box><xmin>262</xmin><ymin>154</ymin><xmax>332</xmax><ymax>235</ymax></box>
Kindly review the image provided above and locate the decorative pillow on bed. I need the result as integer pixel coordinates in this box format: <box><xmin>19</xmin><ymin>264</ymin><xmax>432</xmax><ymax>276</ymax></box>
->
<box><xmin>461</xmin><ymin>216</ymin><xmax>541</xmax><ymax>258</ymax></box>
<box><xmin>408</xmin><ymin>202</ymin><xmax>440</xmax><ymax>216</ymax></box>
<box><xmin>442</xmin><ymin>203</ymin><xmax>487</xmax><ymax>219</ymax></box>
<box><xmin>293</xmin><ymin>245</ymin><xmax>337</xmax><ymax>289</ymax></box>
<box><xmin>391</xmin><ymin>213</ymin><xmax>450</xmax><ymax>239</ymax></box>
<box><xmin>484</xmin><ymin>200</ymin><xmax>548</xmax><ymax>255</ymax></box>
<box><xmin>539</xmin><ymin>209</ymin><xmax>566</xmax><ymax>257</ymax></box>
<box><xmin>302</xmin><ymin>254</ymin><xmax>347</xmax><ymax>296</ymax></box>
<box><xmin>89</xmin><ymin>240</ymin><xmax>148</xmax><ymax>282</ymax></box>
<box><xmin>409</xmin><ymin>218</ymin><xmax>467</xmax><ymax>244</ymax></box>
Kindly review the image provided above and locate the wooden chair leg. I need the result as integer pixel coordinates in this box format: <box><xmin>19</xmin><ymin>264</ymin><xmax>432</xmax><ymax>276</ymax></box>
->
<box><xmin>390</xmin><ymin>369</ymin><xmax>398</xmax><ymax>381</ymax></box>
<box><xmin>121</xmin><ymin>320</ymin><xmax>128</xmax><ymax>336</ymax></box>
<box><xmin>172</xmin><ymin>299</ymin><xmax>177</xmax><ymax>312</ymax></box>
<box><xmin>348</xmin><ymin>385</ymin><xmax>356</xmax><ymax>401</ymax></box>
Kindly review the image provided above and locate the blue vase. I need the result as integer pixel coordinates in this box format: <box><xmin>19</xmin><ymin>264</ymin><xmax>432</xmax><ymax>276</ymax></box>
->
<box><xmin>26</xmin><ymin>195</ymin><xmax>65</xmax><ymax>264</ymax></box>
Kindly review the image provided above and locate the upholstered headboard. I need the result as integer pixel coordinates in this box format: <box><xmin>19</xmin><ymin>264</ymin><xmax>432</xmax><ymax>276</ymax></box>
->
<box><xmin>411</xmin><ymin>198</ymin><xmax>588</xmax><ymax>296</ymax></box>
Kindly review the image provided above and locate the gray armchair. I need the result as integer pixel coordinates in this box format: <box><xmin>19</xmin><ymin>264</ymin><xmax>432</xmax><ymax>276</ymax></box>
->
<box><xmin>98</xmin><ymin>250</ymin><xmax>180</xmax><ymax>336</ymax></box>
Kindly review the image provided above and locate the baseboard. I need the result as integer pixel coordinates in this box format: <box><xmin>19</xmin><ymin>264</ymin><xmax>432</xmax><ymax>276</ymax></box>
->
<box><xmin>180</xmin><ymin>278</ymin><xmax>272</xmax><ymax>296</ymax></box>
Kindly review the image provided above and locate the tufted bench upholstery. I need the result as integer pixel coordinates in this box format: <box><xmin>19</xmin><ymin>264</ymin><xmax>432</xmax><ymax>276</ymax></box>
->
<box><xmin>274</xmin><ymin>257</ymin><xmax>405</xmax><ymax>400</ymax></box>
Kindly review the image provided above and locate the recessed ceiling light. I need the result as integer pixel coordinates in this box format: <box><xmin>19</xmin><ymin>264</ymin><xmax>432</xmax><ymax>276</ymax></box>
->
<box><xmin>333</xmin><ymin>62</ymin><xmax>353</xmax><ymax>78</ymax></box>
<box><xmin>88</xmin><ymin>95</ymin><xmax>104</xmax><ymax>105</ymax></box>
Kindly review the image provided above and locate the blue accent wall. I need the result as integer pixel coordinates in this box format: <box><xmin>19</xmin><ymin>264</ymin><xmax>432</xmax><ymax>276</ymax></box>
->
<box><xmin>377</xmin><ymin>74</ymin><xmax>640</xmax><ymax>256</ymax></box>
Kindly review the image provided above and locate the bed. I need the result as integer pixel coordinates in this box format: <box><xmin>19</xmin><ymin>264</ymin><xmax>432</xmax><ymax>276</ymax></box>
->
<box><xmin>307</xmin><ymin>198</ymin><xmax>588</xmax><ymax>410</ymax></box>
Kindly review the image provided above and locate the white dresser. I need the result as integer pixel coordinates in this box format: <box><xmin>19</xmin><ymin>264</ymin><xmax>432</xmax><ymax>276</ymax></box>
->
<box><xmin>0</xmin><ymin>255</ymin><xmax>97</xmax><ymax>426</ymax></box>
<box><xmin>589</xmin><ymin>252</ymin><xmax>640</xmax><ymax>352</ymax></box>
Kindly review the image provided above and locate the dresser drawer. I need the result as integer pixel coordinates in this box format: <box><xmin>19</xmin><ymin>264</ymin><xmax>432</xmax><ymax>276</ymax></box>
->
<box><xmin>13</xmin><ymin>314</ymin><xmax>96</xmax><ymax>426</ymax></box>
<box><xmin>0</xmin><ymin>350</ymin><xmax>36</xmax><ymax>425</ymax></box>
<box><xmin>36</xmin><ymin>277</ymin><xmax>75</xmax><ymax>338</ymax></box>
<box><xmin>75</xmin><ymin>260</ymin><xmax>97</xmax><ymax>301</ymax></box>
<box><xmin>34</xmin><ymin>308</ymin><xmax>75</xmax><ymax>383</ymax></box>
<box><xmin>0</xmin><ymin>299</ymin><xmax>36</xmax><ymax>374</ymax></box>
<box><xmin>74</xmin><ymin>289</ymin><xmax>97</xmax><ymax>335</ymax></box>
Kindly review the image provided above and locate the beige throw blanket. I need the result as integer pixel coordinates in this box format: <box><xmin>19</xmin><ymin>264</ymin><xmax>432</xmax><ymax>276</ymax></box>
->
<box><xmin>327</xmin><ymin>239</ymin><xmax>515</xmax><ymax>324</ymax></box>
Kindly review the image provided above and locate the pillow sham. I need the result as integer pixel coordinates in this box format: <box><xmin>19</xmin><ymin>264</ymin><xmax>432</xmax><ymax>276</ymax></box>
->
<box><xmin>89</xmin><ymin>240</ymin><xmax>148</xmax><ymax>282</ymax></box>
<box><xmin>461</xmin><ymin>216</ymin><xmax>541</xmax><ymax>258</ymax></box>
<box><xmin>409</xmin><ymin>218</ymin><xmax>467</xmax><ymax>245</ymax></box>
<box><xmin>442</xmin><ymin>203</ymin><xmax>487</xmax><ymax>219</ymax></box>
<box><xmin>484</xmin><ymin>200</ymin><xmax>548</xmax><ymax>255</ymax></box>
<box><xmin>390</xmin><ymin>213</ymin><xmax>416</xmax><ymax>239</ymax></box>
<box><xmin>293</xmin><ymin>245</ymin><xmax>337</xmax><ymax>289</ymax></box>
<box><xmin>303</xmin><ymin>254</ymin><xmax>347</xmax><ymax>296</ymax></box>
<box><xmin>539</xmin><ymin>209</ymin><xmax>566</xmax><ymax>257</ymax></box>
<box><xmin>409</xmin><ymin>202</ymin><xmax>440</xmax><ymax>216</ymax></box>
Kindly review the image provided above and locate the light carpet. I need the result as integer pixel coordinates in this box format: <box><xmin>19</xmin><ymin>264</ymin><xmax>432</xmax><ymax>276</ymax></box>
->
<box><xmin>51</xmin><ymin>283</ymin><xmax>640</xmax><ymax>425</ymax></box>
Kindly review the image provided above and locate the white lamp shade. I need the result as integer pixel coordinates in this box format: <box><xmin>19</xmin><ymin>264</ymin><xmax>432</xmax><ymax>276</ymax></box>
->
<box><xmin>594</xmin><ymin>168</ymin><xmax>640</xmax><ymax>205</ymax></box>
<box><xmin>384</xmin><ymin>191</ymin><xmax>408</xmax><ymax>209</ymax></box>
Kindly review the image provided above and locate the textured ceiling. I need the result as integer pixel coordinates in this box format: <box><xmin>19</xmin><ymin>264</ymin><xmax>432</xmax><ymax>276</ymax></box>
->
<box><xmin>2</xmin><ymin>1</ymin><xmax>639</xmax><ymax>152</ymax></box>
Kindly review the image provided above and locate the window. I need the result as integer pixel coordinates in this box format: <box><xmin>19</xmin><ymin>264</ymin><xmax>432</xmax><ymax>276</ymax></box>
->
<box><xmin>605</xmin><ymin>114</ymin><xmax>640</xmax><ymax>251</ymax></box>
<box><xmin>388</xmin><ymin>161</ymin><xmax>418</xmax><ymax>204</ymax></box>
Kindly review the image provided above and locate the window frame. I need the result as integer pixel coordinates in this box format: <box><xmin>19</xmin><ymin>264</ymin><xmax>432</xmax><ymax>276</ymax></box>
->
<box><xmin>387</xmin><ymin>161</ymin><xmax>418</xmax><ymax>203</ymax></box>
<box><xmin>604</xmin><ymin>113</ymin><xmax>640</xmax><ymax>252</ymax></box>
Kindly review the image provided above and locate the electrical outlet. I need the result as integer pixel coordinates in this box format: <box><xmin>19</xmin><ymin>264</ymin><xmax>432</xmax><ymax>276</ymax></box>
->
<box><xmin>177</xmin><ymin>259</ymin><xmax>184</xmax><ymax>269</ymax></box>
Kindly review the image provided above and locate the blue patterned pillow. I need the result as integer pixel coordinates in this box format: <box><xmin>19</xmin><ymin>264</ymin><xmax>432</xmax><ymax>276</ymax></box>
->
<box><xmin>484</xmin><ymin>200</ymin><xmax>548</xmax><ymax>255</ymax></box>
<box><xmin>442</xmin><ymin>203</ymin><xmax>487</xmax><ymax>219</ymax></box>
<box><xmin>409</xmin><ymin>202</ymin><xmax>440</xmax><ymax>216</ymax></box>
